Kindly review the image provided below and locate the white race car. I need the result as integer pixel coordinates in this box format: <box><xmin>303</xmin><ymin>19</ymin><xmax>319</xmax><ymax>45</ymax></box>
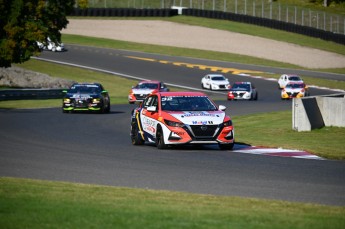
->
<box><xmin>227</xmin><ymin>82</ymin><xmax>258</xmax><ymax>100</ymax></box>
<box><xmin>37</xmin><ymin>37</ymin><xmax>65</xmax><ymax>52</ymax></box>
<box><xmin>278</xmin><ymin>74</ymin><xmax>304</xmax><ymax>89</ymax></box>
<box><xmin>201</xmin><ymin>74</ymin><xmax>231</xmax><ymax>90</ymax></box>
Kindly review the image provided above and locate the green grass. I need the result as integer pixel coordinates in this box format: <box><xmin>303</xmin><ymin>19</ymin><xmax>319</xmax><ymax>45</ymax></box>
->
<box><xmin>233</xmin><ymin>111</ymin><xmax>345</xmax><ymax>160</ymax></box>
<box><xmin>1</xmin><ymin>177</ymin><xmax>344</xmax><ymax>229</ymax></box>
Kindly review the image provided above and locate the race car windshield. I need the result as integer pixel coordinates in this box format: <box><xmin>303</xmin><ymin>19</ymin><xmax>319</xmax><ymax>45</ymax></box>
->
<box><xmin>161</xmin><ymin>96</ymin><xmax>218</xmax><ymax>111</ymax></box>
<box><xmin>211</xmin><ymin>76</ymin><xmax>226</xmax><ymax>81</ymax></box>
<box><xmin>68</xmin><ymin>85</ymin><xmax>101</xmax><ymax>94</ymax></box>
<box><xmin>231</xmin><ymin>84</ymin><xmax>250</xmax><ymax>91</ymax></box>
<box><xmin>136</xmin><ymin>83</ymin><xmax>158</xmax><ymax>89</ymax></box>
<box><xmin>287</xmin><ymin>84</ymin><xmax>304</xmax><ymax>89</ymax></box>
<box><xmin>289</xmin><ymin>76</ymin><xmax>301</xmax><ymax>81</ymax></box>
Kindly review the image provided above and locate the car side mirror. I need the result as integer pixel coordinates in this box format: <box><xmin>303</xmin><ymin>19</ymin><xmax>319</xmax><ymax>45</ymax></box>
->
<box><xmin>147</xmin><ymin>106</ymin><xmax>157</xmax><ymax>112</ymax></box>
<box><xmin>219</xmin><ymin>105</ymin><xmax>226</xmax><ymax>111</ymax></box>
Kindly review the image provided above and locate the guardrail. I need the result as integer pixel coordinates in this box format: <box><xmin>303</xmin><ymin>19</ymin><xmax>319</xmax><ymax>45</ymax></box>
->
<box><xmin>0</xmin><ymin>89</ymin><xmax>66</xmax><ymax>101</ymax></box>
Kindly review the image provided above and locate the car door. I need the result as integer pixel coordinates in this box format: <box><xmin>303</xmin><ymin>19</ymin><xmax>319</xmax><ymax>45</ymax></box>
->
<box><xmin>140</xmin><ymin>95</ymin><xmax>160</xmax><ymax>138</ymax></box>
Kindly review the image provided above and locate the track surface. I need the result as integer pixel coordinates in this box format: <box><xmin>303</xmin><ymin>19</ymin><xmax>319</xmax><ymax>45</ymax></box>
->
<box><xmin>1</xmin><ymin>45</ymin><xmax>344</xmax><ymax>206</ymax></box>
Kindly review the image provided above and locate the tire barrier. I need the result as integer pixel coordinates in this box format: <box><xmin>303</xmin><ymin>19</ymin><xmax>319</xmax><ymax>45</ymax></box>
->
<box><xmin>70</xmin><ymin>8</ymin><xmax>179</xmax><ymax>17</ymax></box>
<box><xmin>0</xmin><ymin>89</ymin><xmax>66</xmax><ymax>101</ymax></box>
<box><xmin>182</xmin><ymin>8</ymin><xmax>345</xmax><ymax>45</ymax></box>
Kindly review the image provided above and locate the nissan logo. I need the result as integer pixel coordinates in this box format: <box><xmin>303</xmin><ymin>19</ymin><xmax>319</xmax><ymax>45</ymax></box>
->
<box><xmin>201</xmin><ymin>125</ymin><xmax>207</xmax><ymax>131</ymax></box>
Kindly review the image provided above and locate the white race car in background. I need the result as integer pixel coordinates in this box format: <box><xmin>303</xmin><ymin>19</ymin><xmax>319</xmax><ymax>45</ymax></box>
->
<box><xmin>37</xmin><ymin>37</ymin><xmax>65</xmax><ymax>52</ymax></box>
<box><xmin>227</xmin><ymin>82</ymin><xmax>258</xmax><ymax>100</ymax></box>
<box><xmin>278</xmin><ymin>74</ymin><xmax>304</xmax><ymax>89</ymax></box>
<box><xmin>201</xmin><ymin>74</ymin><xmax>231</xmax><ymax>90</ymax></box>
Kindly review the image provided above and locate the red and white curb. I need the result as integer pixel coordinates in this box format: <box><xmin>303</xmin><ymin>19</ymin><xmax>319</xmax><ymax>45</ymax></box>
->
<box><xmin>233</xmin><ymin>146</ymin><xmax>324</xmax><ymax>160</ymax></box>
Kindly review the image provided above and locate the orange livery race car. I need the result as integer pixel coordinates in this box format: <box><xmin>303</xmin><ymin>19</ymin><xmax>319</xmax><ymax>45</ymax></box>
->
<box><xmin>130</xmin><ymin>91</ymin><xmax>235</xmax><ymax>150</ymax></box>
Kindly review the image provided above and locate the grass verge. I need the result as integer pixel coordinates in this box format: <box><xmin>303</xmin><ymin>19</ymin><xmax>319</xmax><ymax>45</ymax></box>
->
<box><xmin>1</xmin><ymin>177</ymin><xmax>344</xmax><ymax>229</ymax></box>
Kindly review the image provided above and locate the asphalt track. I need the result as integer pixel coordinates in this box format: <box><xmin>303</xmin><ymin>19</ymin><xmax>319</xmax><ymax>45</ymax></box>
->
<box><xmin>1</xmin><ymin>44</ymin><xmax>344</xmax><ymax>206</ymax></box>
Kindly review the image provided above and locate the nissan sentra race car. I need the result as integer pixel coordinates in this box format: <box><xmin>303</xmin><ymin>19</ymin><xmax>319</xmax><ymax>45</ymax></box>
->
<box><xmin>128</xmin><ymin>80</ymin><xmax>169</xmax><ymax>104</ymax></box>
<box><xmin>281</xmin><ymin>82</ymin><xmax>309</xmax><ymax>100</ymax></box>
<box><xmin>227</xmin><ymin>82</ymin><xmax>258</xmax><ymax>100</ymax></box>
<box><xmin>130</xmin><ymin>91</ymin><xmax>235</xmax><ymax>150</ymax></box>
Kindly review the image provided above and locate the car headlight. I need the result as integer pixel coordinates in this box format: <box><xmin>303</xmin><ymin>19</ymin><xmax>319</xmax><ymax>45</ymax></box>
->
<box><xmin>223</xmin><ymin>120</ymin><xmax>232</xmax><ymax>127</ymax></box>
<box><xmin>63</xmin><ymin>98</ymin><xmax>70</xmax><ymax>103</ymax></box>
<box><xmin>164</xmin><ymin>119</ymin><xmax>184</xmax><ymax>127</ymax></box>
<box><xmin>92</xmin><ymin>98</ymin><xmax>101</xmax><ymax>103</ymax></box>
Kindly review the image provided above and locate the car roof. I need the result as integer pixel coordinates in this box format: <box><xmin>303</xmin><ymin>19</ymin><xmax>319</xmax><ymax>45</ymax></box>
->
<box><xmin>156</xmin><ymin>91</ymin><xmax>208</xmax><ymax>97</ymax></box>
<box><xmin>207</xmin><ymin>74</ymin><xmax>225</xmax><ymax>77</ymax></box>
<box><xmin>233</xmin><ymin>81</ymin><xmax>251</xmax><ymax>84</ymax></box>
<box><xmin>138</xmin><ymin>80</ymin><xmax>161</xmax><ymax>84</ymax></box>
<box><xmin>72</xmin><ymin>82</ymin><xmax>101</xmax><ymax>86</ymax></box>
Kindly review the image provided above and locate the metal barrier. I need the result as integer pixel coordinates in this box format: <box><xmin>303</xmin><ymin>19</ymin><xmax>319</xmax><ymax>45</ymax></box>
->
<box><xmin>0</xmin><ymin>89</ymin><xmax>66</xmax><ymax>101</ymax></box>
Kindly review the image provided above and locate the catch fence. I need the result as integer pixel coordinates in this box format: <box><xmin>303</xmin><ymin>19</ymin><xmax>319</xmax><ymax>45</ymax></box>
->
<box><xmin>76</xmin><ymin>0</ymin><xmax>345</xmax><ymax>35</ymax></box>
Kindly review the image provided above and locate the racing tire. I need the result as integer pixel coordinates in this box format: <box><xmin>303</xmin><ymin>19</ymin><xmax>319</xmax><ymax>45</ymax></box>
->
<box><xmin>156</xmin><ymin>128</ymin><xmax>168</xmax><ymax>149</ymax></box>
<box><xmin>131</xmin><ymin>124</ymin><xmax>144</xmax><ymax>145</ymax></box>
<box><xmin>201</xmin><ymin>83</ymin><xmax>205</xmax><ymax>89</ymax></box>
<box><xmin>105</xmin><ymin>102</ymin><xmax>111</xmax><ymax>113</ymax></box>
<box><xmin>219</xmin><ymin>143</ymin><xmax>234</xmax><ymax>150</ymax></box>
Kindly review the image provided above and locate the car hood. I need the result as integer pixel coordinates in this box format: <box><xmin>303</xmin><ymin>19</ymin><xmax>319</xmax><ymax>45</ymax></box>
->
<box><xmin>67</xmin><ymin>93</ymin><xmax>99</xmax><ymax>99</ymax></box>
<box><xmin>167</xmin><ymin>111</ymin><xmax>225</xmax><ymax>125</ymax></box>
<box><xmin>284</xmin><ymin>88</ymin><xmax>303</xmax><ymax>93</ymax></box>
<box><xmin>132</xmin><ymin>88</ymin><xmax>155</xmax><ymax>94</ymax></box>
<box><xmin>211</xmin><ymin>80</ymin><xmax>229</xmax><ymax>85</ymax></box>
<box><xmin>230</xmin><ymin>89</ymin><xmax>249</xmax><ymax>93</ymax></box>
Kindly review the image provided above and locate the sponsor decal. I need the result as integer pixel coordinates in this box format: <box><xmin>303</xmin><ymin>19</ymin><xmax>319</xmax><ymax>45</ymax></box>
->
<box><xmin>173</xmin><ymin>132</ymin><xmax>185</xmax><ymax>136</ymax></box>
<box><xmin>182</xmin><ymin>111</ymin><xmax>215</xmax><ymax>117</ymax></box>
<box><xmin>192</xmin><ymin>121</ymin><xmax>210</xmax><ymax>125</ymax></box>
<box><xmin>142</xmin><ymin>116</ymin><xmax>156</xmax><ymax>134</ymax></box>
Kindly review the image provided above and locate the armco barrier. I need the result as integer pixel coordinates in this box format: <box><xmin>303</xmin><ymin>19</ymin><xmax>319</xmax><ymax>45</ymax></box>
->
<box><xmin>292</xmin><ymin>94</ymin><xmax>345</xmax><ymax>131</ymax></box>
<box><xmin>70</xmin><ymin>8</ymin><xmax>179</xmax><ymax>17</ymax></box>
<box><xmin>0</xmin><ymin>89</ymin><xmax>66</xmax><ymax>101</ymax></box>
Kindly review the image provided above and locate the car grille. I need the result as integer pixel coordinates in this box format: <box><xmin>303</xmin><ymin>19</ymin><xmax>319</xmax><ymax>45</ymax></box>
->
<box><xmin>134</xmin><ymin>94</ymin><xmax>148</xmax><ymax>100</ymax></box>
<box><xmin>287</xmin><ymin>92</ymin><xmax>300</xmax><ymax>97</ymax></box>
<box><xmin>188</xmin><ymin>125</ymin><xmax>220</xmax><ymax>139</ymax></box>
<box><xmin>232</xmin><ymin>92</ymin><xmax>245</xmax><ymax>97</ymax></box>
<box><xmin>73</xmin><ymin>99</ymin><xmax>90</xmax><ymax>108</ymax></box>
<box><xmin>219</xmin><ymin>85</ymin><xmax>227</xmax><ymax>89</ymax></box>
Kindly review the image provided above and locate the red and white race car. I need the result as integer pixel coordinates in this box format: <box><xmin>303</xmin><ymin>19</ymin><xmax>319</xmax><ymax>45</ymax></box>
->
<box><xmin>130</xmin><ymin>91</ymin><xmax>235</xmax><ymax>150</ymax></box>
<box><xmin>128</xmin><ymin>80</ymin><xmax>169</xmax><ymax>104</ymax></box>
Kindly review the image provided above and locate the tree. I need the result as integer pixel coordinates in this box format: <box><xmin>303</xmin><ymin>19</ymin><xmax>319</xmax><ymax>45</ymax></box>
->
<box><xmin>0</xmin><ymin>0</ymin><xmax>75</xmax><ymax>68</ymax></box>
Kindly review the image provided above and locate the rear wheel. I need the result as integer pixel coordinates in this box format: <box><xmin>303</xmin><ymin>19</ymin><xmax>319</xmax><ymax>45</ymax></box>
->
<box><xmin>131</xmin><ymin>124</ymin><xmax>144</xmax><ymax>145</ymax></box>
<box><xmin>156</xmin><ymin>128</ymin><xmax>168</xmax><ymax>149</ymax></box>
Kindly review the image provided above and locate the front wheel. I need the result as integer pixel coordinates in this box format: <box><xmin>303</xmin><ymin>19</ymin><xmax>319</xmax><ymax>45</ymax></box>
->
<box><xmin>156</xmin><ymin>128</ymin><xmax>168</xmax><ymax>149</ymax></box>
